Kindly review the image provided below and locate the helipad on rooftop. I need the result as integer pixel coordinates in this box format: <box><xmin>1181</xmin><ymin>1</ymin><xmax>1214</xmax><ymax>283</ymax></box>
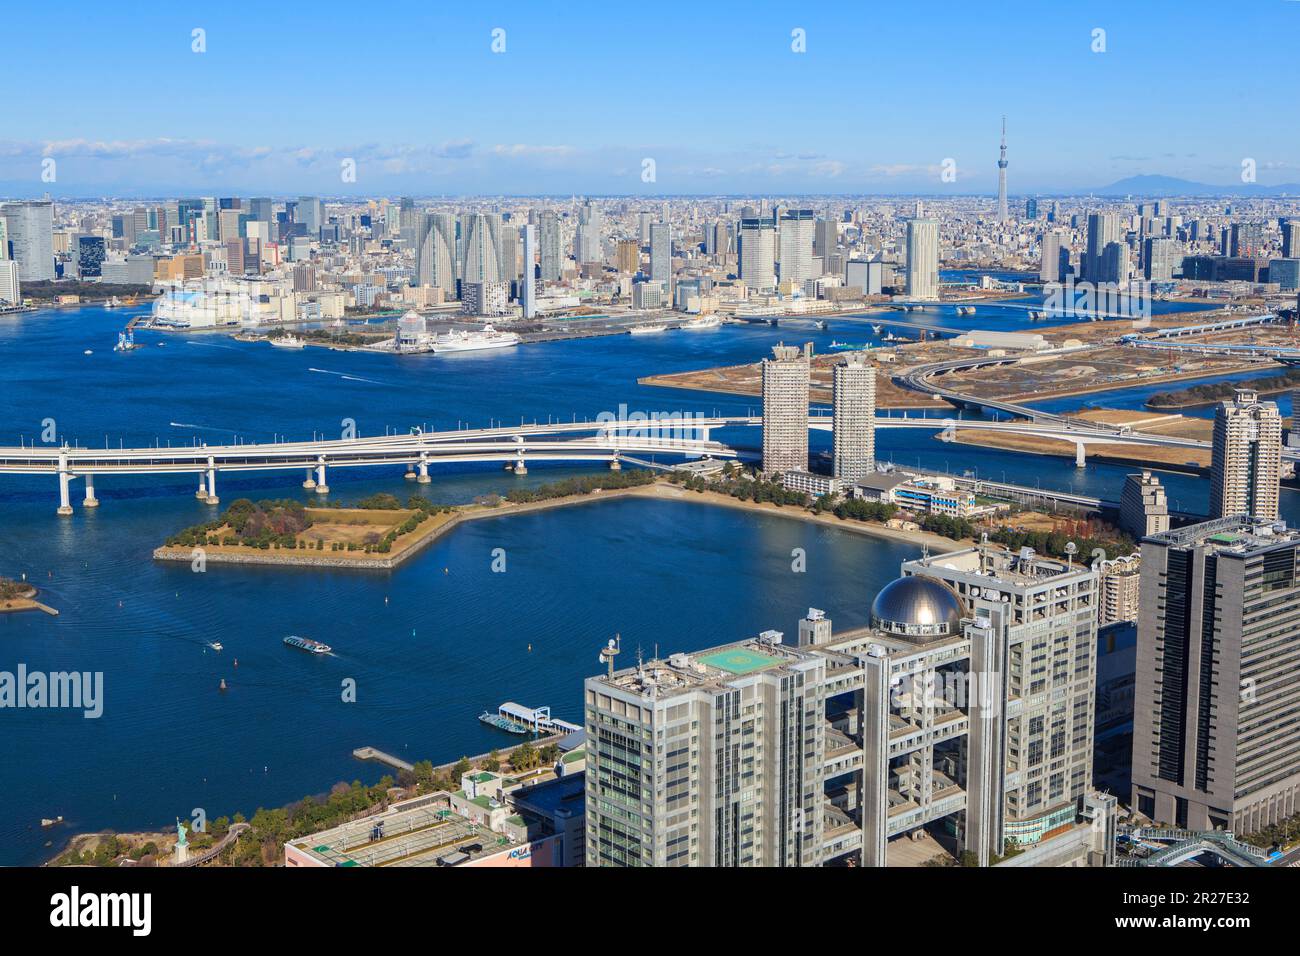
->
<box><xmin>696</xmin><ymin>647</ymin><xmax>785</xmax><ymax>675</ymax></box>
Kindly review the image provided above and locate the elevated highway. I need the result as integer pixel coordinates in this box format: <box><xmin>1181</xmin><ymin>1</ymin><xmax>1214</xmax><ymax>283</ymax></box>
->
<box><xmin>6</xmin><ymin>408</ymin><xmax>1289</xmax><ymax>516</ymax></box>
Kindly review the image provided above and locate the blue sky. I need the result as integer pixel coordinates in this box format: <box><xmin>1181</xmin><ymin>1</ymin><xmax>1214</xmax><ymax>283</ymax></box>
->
<box><xmin>3</xmin><ymin>0</ymin><xmax>1298</xmax><ymax>196</ymax></box>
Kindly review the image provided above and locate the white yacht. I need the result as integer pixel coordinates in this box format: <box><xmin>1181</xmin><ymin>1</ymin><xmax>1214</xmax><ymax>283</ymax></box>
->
<box><xmin>629</xmin><ymin>324</ymin><xmax>667</xmax><ymax>335</ymax></box>
<box><xmin>270</xmin><ymin>334</ymin><xmax>306</xmax><ymax>349</ymax></box>
<box><xmin>680</xmin><ymin>315</ymin><xmax>722</xmax><ymax>331</ymax></box>
<box><xmin>430</xmin><ymin>324</ymin><xmax>520</xmax><ymax>353</ymax></box>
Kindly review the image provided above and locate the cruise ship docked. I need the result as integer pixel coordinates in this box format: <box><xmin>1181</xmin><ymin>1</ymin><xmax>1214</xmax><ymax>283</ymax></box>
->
<box><xmin>429</xmin><ymin>324</ymin><xmax>520</xmax><ymax>353</ymax></box>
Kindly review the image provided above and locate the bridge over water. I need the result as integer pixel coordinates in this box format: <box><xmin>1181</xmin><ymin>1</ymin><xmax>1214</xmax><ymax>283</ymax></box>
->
<box><xmin>1</xmin><ymin>410</ymin><xmax>1273</xmax><ymax>515</ymax></box>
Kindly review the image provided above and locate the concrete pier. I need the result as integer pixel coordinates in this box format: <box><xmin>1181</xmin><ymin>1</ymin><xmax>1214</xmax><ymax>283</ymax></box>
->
<box><xmin>417</xmin><ymin>459</ymin><xmax>430</xmax><ymax>483</ymax></box>
<box><xmin>315</xmin><ymin>463</ymin><xmax>329</xmax><ymax>494</ymax></box>
<box><xmin>514</xmin><ymin>458</ymin><xmax>528</xmax><ymax>475</ymax></box>
<box><xmin>302</xmin><ymin>468</ymin><xmax>316</xmax><ymax>490</ymax></box>
<box><xmin>609</xmin><ymin>458</ymin><xmax>622</xmax><ymax>471</ymax></box>
<box><xmin>57</xmin><ymin>454</ymin><xmax>73</xmax><ymax>516</ymax></box>
<box><xmin>83</xmin><ymin>473</ymin><xmax>99</xmax><ymax>508</ymax></box>
<box><xmin>205</xmin><ymin>464</ymin><xmax>219</xmax><ymax>505</ymax></box>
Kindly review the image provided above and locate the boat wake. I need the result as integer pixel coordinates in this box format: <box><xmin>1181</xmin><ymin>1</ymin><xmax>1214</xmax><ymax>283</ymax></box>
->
<box><xmin>307</xmin><ymin>368</ymin><xmax>390</xmax><ymax>386</ymax></box>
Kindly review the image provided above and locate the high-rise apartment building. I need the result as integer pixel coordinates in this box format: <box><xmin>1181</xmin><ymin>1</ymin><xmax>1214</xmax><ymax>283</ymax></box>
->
<box><xmin>738</xmin><ymin>215</ymin><xmax>776</xmax><ymax>291</ymax></box>
<box><xmin>1210</xmin><ymin>388</ymin><xmax>1282</xmax><ymax>521</ymax></box>
<box><xmin>761</xmin><ymin>344</ymin><xmax>810</xmax><ymax>475</ymax></box>
<box><xmin>1040</xmin><ymin>230</ymin><xmax>1065</xmax><ymax>283</ymax></box>
<box><xmin>778</xmin><ymin>208</ymin><xmax>815</xmax><ymax>285</ymax></box>
<box><xmin>519</xmin><ymin>224</ymin><xmax>537</xmax><ymax>319</ymax></box>
<box><xmin>1083</xmin><ymin>212</ymin><xmax>1121</xmax><ymax>283</ymax></box>
<box><xmin>832</xmin><ymin>353</ymin><xmax>875</xmax><ymax>483</ymax></box>
<box><xmin>415</xmin><ymin>213</ymin><xmax>456</xmax><ymax>294</ymax></box>
<box><xmin>539</xmin><ymin>211</ymin><xmax>562</xmax><ymax>281</ymax></box>
<box><xmin>1132</xmin><ymin>518</ymin><xmax>1300</xmax><ymax>833</ymax></box>
<box><xmin>614</xmin><ymin>239</ymin><xmax>639</xmax><ymax>275</ymax></box>
<box><xmin>461</xmin><ymin>213</ymin><xmax>502</xmax><ymax>284</ymax></box>
<box><xmin>905</xmin><ymin>218</ymin><xmax>939</xmax><ymax>300</ymax></box>
<box><xmin>648</xmin><ymin>222</ymin><xmax>671</xmax><ymax>284</ymax></box>
<box><xmin>1</xmin><ymin>201</ymin><xmax>55</xmax><ymax>281</ymax></box>
<box><xmin>1143</xmin><ymin>237</ymin><xmax>1177</xmax><ymax>281</ymax></box>
<box><xmin>1120</xmin><ymin>470</ymin><xmax>1170</xmax><ymax>539</ymax></box>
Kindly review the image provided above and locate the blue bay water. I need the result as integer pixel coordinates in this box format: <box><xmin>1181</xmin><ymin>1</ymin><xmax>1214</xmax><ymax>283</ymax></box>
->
<box><xmin>0</xmin><ymin>296</ymin><xmax>1292</xmax><ymax>865</ymax></box>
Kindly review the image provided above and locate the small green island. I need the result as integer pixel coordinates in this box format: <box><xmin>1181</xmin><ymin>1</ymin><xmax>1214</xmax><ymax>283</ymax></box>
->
<box><xmin>152</xmin><ymin>471</ymin><xmax>661</xmax><ymax>570</ymax></box>
<box><xmin>0</xmin><ymin>576</ymin><xmax>57</xmax><ymax>616</ymax></box>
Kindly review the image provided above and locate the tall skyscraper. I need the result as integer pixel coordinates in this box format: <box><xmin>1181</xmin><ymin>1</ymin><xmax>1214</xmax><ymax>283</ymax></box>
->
<box><xmin>0</xmin><ymin>201</ymin><xmax>55</xmax><ymax>281</ymax></box>
<box><xmin>761</xmin><ymin>344</ymin><xmax>810</xmax><ymax>475</ymax></box>
<box><xmin>1143</xmin><ymin>237</ymin><xmax>1176</xmax><ymax>281</ymax></box>
<box><xmin>461</xmin><ymin>213</ymin><xmax>501</xmax><ymax>284</ymax></box>
<box><xmin>296</xmin><ymin>196</ymin><xmax>322</xmax><ymax>236</ymax></box>
<box><xmin>415</xmin><ymin>213</ymin><xmax>456</xmax><ymax>294</ymax></box>
<box><xmin>778</xmin><ymin>208</ymin><xmax>815</xmax><ymax>285</ymax></box>
<box><xmin>538</xmin><ymin>211</ymin><xmax>562</xmax><ymax>281</ymax></box>
<box><xmin>520</xmin><ymin>224</ymin><xmax>537</xmax><ymax>319</ymax></box>
<box><xmin>1083</xmin><ymin>212</ymin><xmax>1121</xmax><ymax>283</ymax></box>
<box><xmin>1040</xmin><ymin>230</ymin><xmax>1065</xmax><ymax>283</ymax></box>
<box><xmin>832</xmin><ymin>354</ymin><xmax>875</xmax><ymax>483</ymax></box>
<box><xmin>738</xmin><ymin>215</ymin><xmax>776</xmax><ymax>291</ymax></box>
<box><xmin>648</xmin><ymin>222</ymin><xmax>671</xmax><ymax>283</ymax></box>
<box><xmin>1132</xmin><ymin>518</ymin><xmax>1300</xmax><ymax>832</ymax></box>
<box><xmin>575</xmin><ymin>201</ymin><xmax>602</xmax><ymax>264</ymax></box>
<box><xmin>905</xmin><ymin>218</ymin><xmax>939</xmax><ymax>300</ymax></box>
<box><xmin>813</xmin><ymin>218</ymin><xmax>836</xmax><ymax>260</ymax></box>
<box><xmin>996</xmin><ymin>116</ymin><xmax>1009</xmax><ymax>222</ymax></box>
<box><xmin>1210</xmin><ymin>388</ymin><xmax>1282</xmax><ymax>521</ymax></box>
<box><xmin>1282</xmin><ymin>220</ymin><xmax>1300</xmax><ymax>260</ymax></box>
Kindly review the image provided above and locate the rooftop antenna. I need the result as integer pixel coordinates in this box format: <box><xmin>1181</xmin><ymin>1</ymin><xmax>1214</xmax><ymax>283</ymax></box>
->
<box><xmin>598</xmin><ymin>633</ymin><xmax>621</xmax><ymax>680</ymax></box>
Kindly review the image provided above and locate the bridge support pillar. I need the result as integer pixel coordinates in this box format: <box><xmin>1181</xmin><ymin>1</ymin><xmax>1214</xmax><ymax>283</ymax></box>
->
<box><xmin>205</xmin><ymin>467</ymin><xmax>219</xmax><ymax>505</ymax></box>
<box><xmin>1074</xmin><ymin>443</ymin><xmax>1086</xmax><ymax>468</ymax></box>
<box><xmin>514</xmin><ymin>458</ymin><xmax>528</xmax><ymax>476</ymax></box>
<box><xmin>609</xmin><ymin>457</ymin><xmax>622</xmax><ymax>471</ymax></box>
<box><xmin>315</xmin><ymin>464</ymin><xmax>329</xmax><ymax>494</ymax></box>
<box><xmin>404</xmin><ymin>464</ymin><xmax>417</xmax><ymax>481</ymax></box>
<box><xmin>302</xmin><ymin>468</ymin><xmax>316</xmax><ymax>490</ymax></box>
<box><xmin>195</xmin><ymin>474</ymin><xmax>208</xmax><ymax>499</ymax></box>
<box><xmin>417</xmin><ymin>459</ymin><xmax>430</xmax><ymax>483</ymax></box>
<box><xmin>83</xmin><ymin>473</ymin><xmax>99</xmax><ymax>508</ymax></box>
<box><xmin>57</xmin><ymin>454</ymin><xmax>73</xmax><ymax>516</ymax></box>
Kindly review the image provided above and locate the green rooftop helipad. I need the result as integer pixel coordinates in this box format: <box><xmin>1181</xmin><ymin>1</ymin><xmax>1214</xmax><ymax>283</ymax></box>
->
<box><xmin>697</xmin><ymin>647</ymin><xmax>784</xmax><ymax>675</ymax></box>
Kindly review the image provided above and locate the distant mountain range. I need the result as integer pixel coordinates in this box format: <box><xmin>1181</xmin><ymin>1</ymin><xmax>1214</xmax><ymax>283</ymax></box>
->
<box><xmin>1090</xmin><ymin>175</ymin><xmax>1300</xmax><ymax>198</ymax></box>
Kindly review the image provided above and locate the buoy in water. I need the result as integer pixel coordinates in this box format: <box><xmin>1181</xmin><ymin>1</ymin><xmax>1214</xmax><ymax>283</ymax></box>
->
<box><xmin>219</xmin><ymin>679</ymin><xmax>228</xmax><ymax>691</ymax></box>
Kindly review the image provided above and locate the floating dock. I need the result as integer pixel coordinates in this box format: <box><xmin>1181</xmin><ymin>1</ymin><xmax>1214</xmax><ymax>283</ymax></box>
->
<box><xmin>479</xmin><ymin>702</ymin><xmax>581</xmax><ymax>736</ymax></box>
<box><xmin>352</xmin><ymin>746</ymin><xmax>415</xmax><ymax>773</ymax></box>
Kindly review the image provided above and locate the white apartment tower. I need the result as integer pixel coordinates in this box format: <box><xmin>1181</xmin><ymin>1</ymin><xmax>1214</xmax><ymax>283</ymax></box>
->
<box><xmin>761</xmin><ymin>343</ymin><xmax>810</xmax><ymax>475</ymax></box>
<box><xmin>778</xmin><ymin>208</ymin><xmax>815</xmax><ymax>286</ymax></box>
<box><xmin>905</xmin><ymin>218</ymin><xmax>939</xmax><ymax>300</ymax></box>
<box><xmin>1210</xmin><ymin>388</ymin><xmax>1282</xmax><ymax>521</ymax></box>
<box><xmin>832</xmin><ymin>353</ymin><xmax>875</xmax><ymax>483</ymax></box>
<box><xmin>520</xmin><ymin>224</ymin><xmax>537</xmax><ymax>319</ymax></box>
<box><xmin>739</xmin><ymin>215</ymin><xmax>777</xmax><ymax>292</ymax></box>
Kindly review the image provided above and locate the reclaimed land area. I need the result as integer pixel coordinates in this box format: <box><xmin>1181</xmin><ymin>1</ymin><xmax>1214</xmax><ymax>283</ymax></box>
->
<box><xmin>641</xmin><ymin>313</ymin><xmax>1276</xmax><ymax>411</ymax></box>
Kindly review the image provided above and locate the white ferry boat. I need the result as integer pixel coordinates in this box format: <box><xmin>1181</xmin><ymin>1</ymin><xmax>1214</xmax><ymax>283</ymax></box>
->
<box><xmin>680</xmin><ymin>315</ymin><xmax>722</xmax><ymax>331</ymax></box>
<box><xmin>270</xmin><ymin>334</ymin><xmax>306</xmax><ymax>349</ymax></box>
<box><xmin>430</xmin><ymin>324</ymin><xmax>520</xmax><ymax>353</ymax></box>
<box><xmin>629</xmin><ymin>324</ymin><xmax>667</xmax><ymax>335</ymax></box>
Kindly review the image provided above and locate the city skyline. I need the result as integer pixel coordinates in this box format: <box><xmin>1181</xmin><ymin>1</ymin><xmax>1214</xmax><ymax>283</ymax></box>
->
<box><xmin>4</xmin><ymin>3</ymin><xmax>1300</xmax><ymax>197</ymax></box>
